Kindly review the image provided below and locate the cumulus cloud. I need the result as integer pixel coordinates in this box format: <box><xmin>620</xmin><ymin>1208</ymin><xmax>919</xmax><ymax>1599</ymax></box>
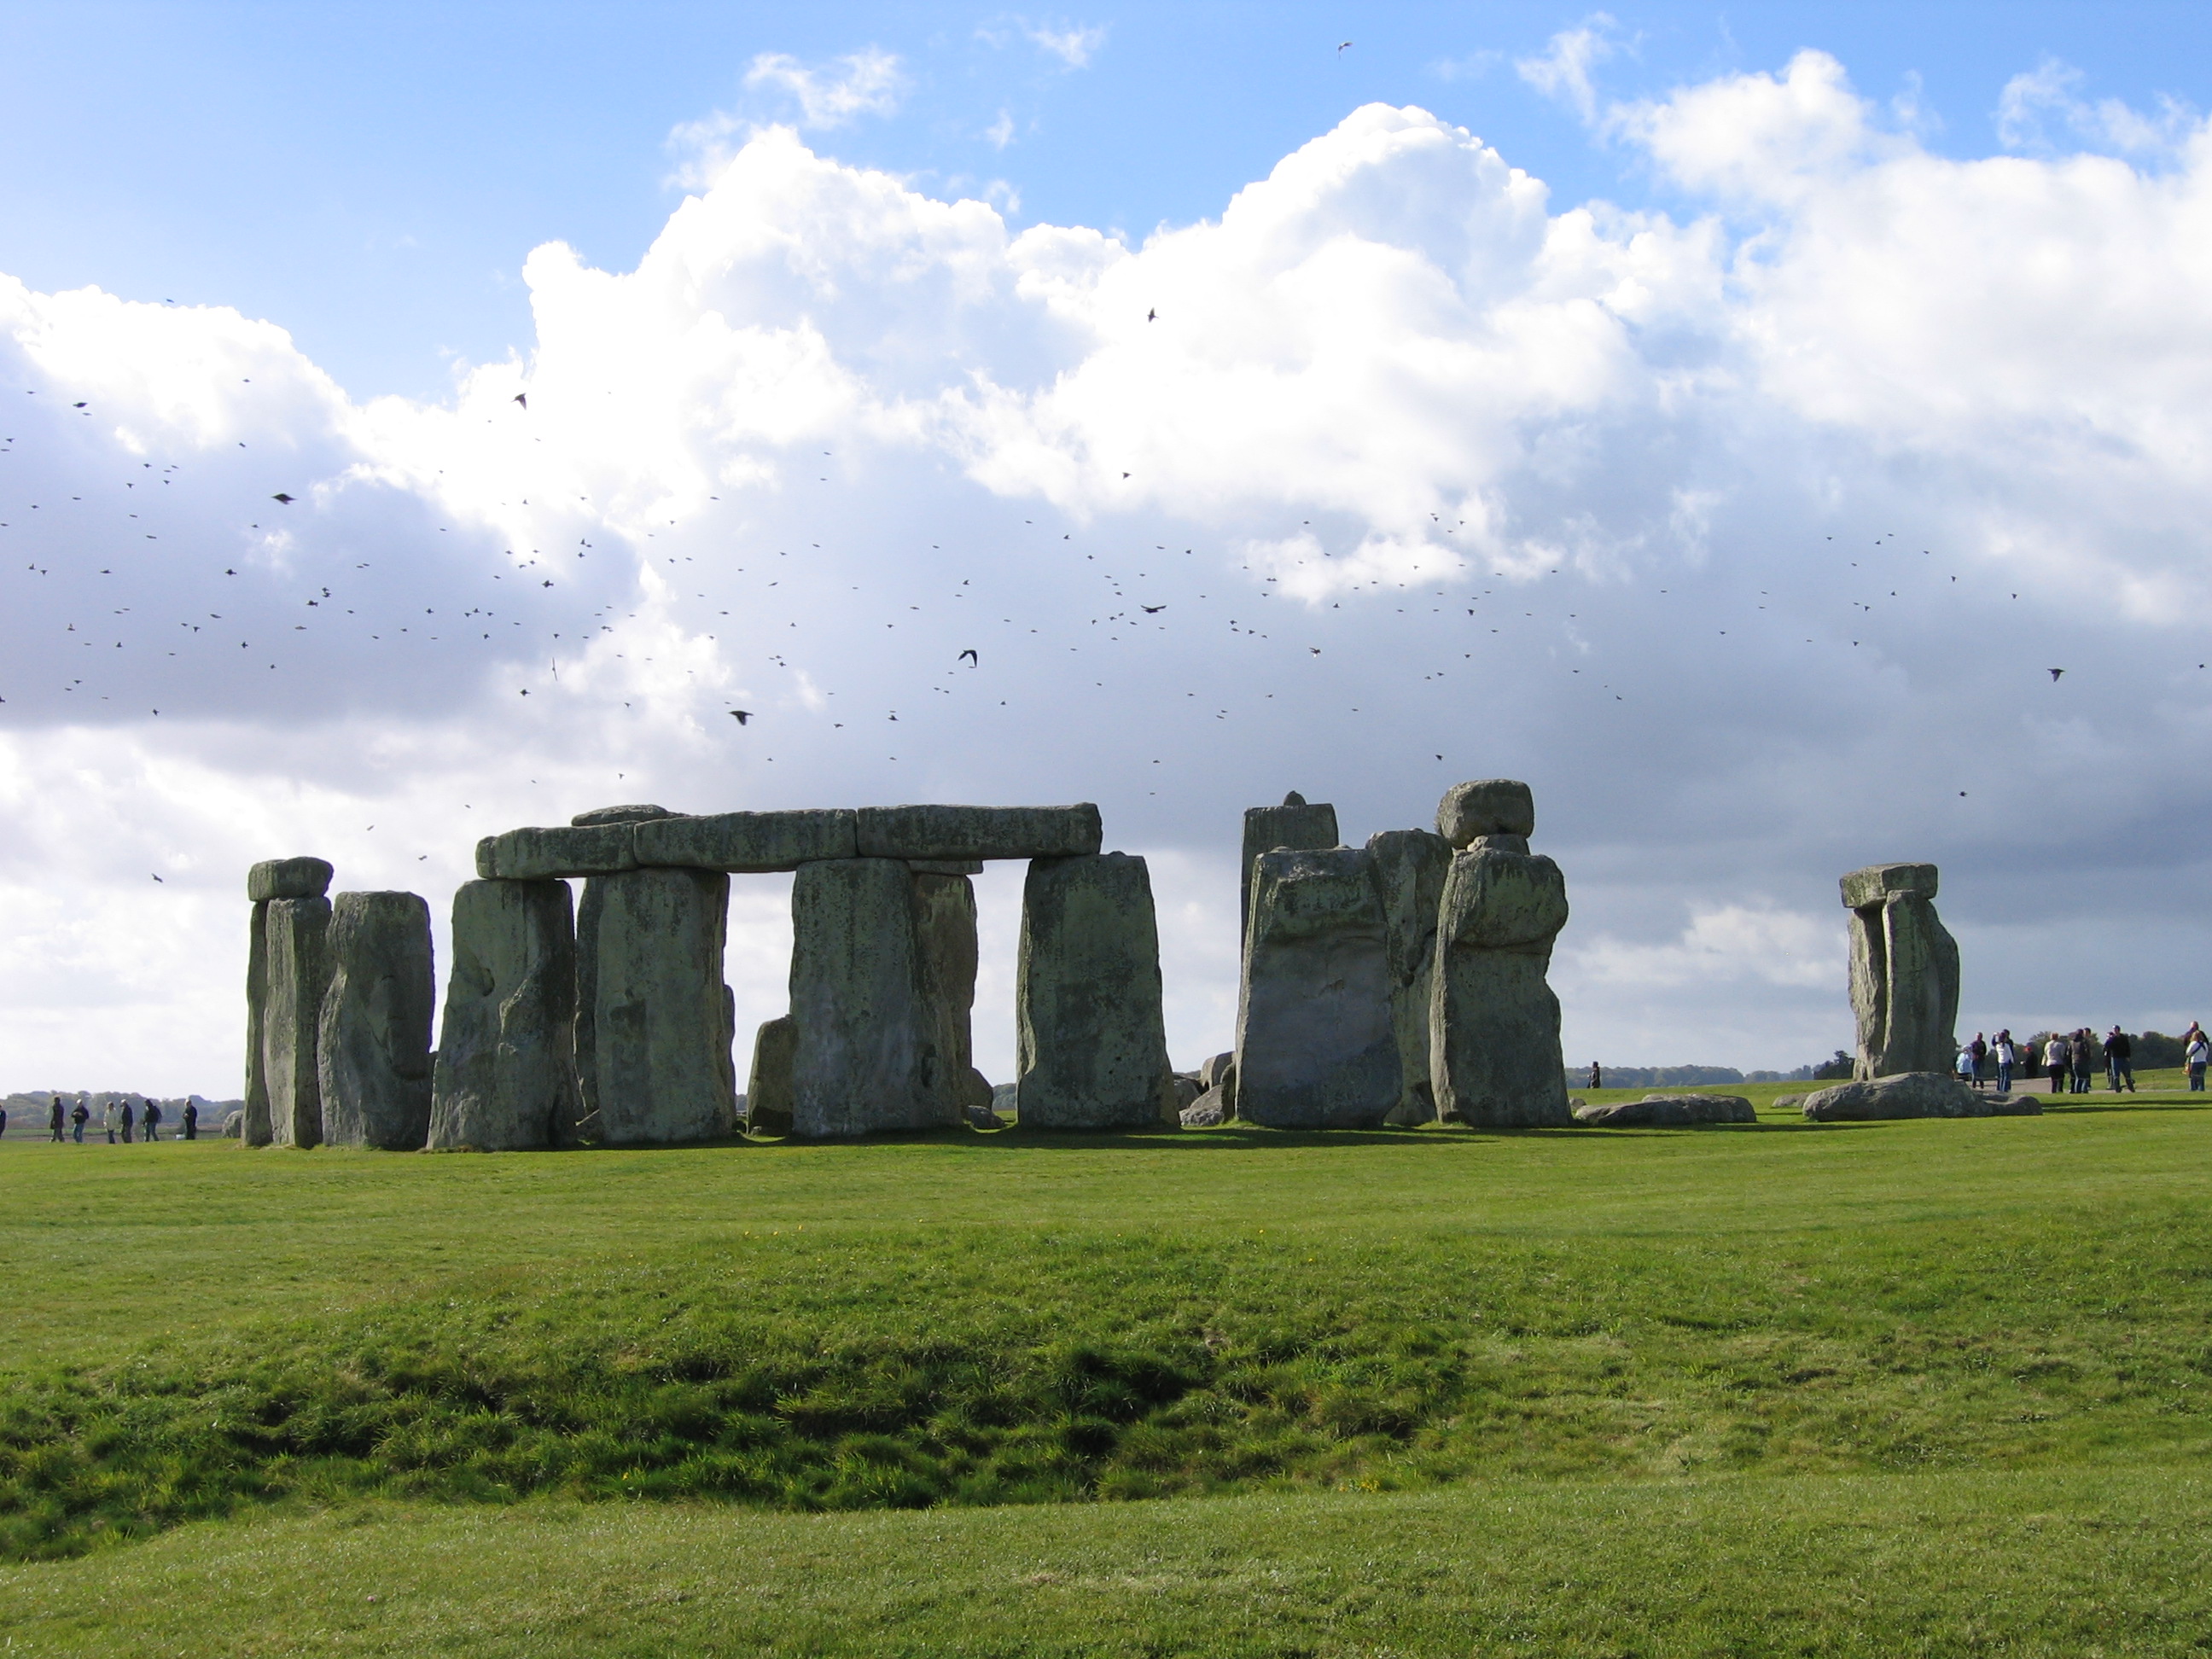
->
<box><xmin>9</xmin><ymin>52</ymin><xmax>2212</xmax><ymax>1093</ymax></box>
<box><xmin>1516</xmin><ymin>15</ymin><xmax>1621</xmax><ymax>125</ymax></box>
<box><xmin>1997</xmin><ymin>58</ymin><xmax>2198</xmax><ymax>159</ymax></box>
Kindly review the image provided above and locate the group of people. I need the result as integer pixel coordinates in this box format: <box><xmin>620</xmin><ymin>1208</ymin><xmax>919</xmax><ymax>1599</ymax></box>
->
<box><xmin>25</xmin><ymin>1095</ymin><xmax>200</xmax><ymax>1144</ymax></box>
<box><xmin>1955</xmin><ymin>1027</ymin><xmax>2209</xmax><ymax>1094</ymax></box>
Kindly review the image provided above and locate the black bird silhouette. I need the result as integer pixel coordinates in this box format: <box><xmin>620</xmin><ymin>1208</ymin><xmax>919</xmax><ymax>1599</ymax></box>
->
<box><xmin>271</xmin><ymin>492</ymin><xmax>294</xmax><ymax>504</ymax></box>
<box><xmin>958</xmin><ymin>649</ymin><xmax>978</xmax><ymax>666</ymax></box>
<box><xmin>513</xmin><ymin>393</ymin><xmax>527</xmax><ymax>409</ymax></box>
<box><xmin>150</xmin><ymin>873</ymin><xmax>163</xmax><ymax>882</ymax></box>
<box><xmin>1337</xmin><ymin>39</ymin><xmax>1352</xmax><ymax>50</ymax></box>
<box><xmin>1147</xmin><ymin>308</ymin><xmax>1156</xmax><ymax>322</ymax></box>
<box><xmin>730</xmin><ymin>709</ymin><xmax>752</xmax><ymax>724</ymax></box>
<box><xmin>1141</xmin><ymin>604</ymin><xmax>1165</xmax><ymax>614</ymax></box>
<box><xmin>2049</xmin><ymin>667</ymin><xmax>2064</xmax><ymax>680</ymax></box>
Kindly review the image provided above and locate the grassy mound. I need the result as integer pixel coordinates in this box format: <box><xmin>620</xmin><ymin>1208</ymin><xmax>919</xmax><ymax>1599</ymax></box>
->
<box><xmin>4</xmin><ymin>1092</ymin><xmax>2209</xmax><ymax>1561</ymax></box>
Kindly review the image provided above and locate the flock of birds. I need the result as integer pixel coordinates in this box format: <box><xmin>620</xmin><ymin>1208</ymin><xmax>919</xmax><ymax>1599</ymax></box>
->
<box><xmin>0</xmin><ymin>362</ymin><xmax>2154</xmax><ymax>855</ymax></box>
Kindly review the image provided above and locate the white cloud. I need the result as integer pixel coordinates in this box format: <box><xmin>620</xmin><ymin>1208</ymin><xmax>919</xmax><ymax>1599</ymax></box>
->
<box><xmin>1997</xmin><ymin>58</ymin><xmax>2197</xmax><ymax>159</ymax></box>
<box><xmin>741</xmin><ymin>47</ymin><xmax>905</xmax><ymax>130</ymax></box>
<box><xmin>12</xmin><ymin>60</ymin><xmax>2212</xmax><ymax>1089</ymax></box>
<box><xmin>1516</xmin><ymin>15</ymin><xmax>1621</xmax><ymax>125</ymax></box>
<box><xmin>1026</xmin><ymin>21</ymin><xmax>1107</xmax><ymax>69</ymax></box>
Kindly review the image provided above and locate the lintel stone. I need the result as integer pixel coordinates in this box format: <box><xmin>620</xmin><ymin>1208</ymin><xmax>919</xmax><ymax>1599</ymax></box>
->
<box><xmin>855</xmin><ymin>803</ymin><xmax>1102</xmax><ymax>862</ymax></box>
<box><xmin>633</xmin><ymin>809</ymin><xmax>859</xmax><ymax>872</ymax></box>
<box><xmin>247</xmin><ymin>857</ymin><xmax>334</xmax><ymax>902</ymax></box>
<box><xmin>476</xmin><ymin>823</ymin><xmax>639</xmax><ymax>881</ymax></box>
<box><xmin>1840</xmin><ymin>862</ymin><xmax>1940</xmax><ymax>909</ymax></box>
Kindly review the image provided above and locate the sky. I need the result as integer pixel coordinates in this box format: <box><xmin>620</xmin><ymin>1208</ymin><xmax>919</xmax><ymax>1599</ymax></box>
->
<box><xmin>5</xmin><ymin>1</ymin><xmax>2212</xmax><ymax>1094</ymax></box>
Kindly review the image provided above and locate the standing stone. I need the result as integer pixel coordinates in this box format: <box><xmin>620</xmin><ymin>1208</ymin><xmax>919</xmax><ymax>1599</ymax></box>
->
<box><xmin>1236</xmin><ymin>847</ymin><xmax>1400</xmax><ymax>1129</ymax></box>
<box><xmin>1016</xmin><ymin>853</ymin><xmax>1176</xmax><ymax>1130</ymax></box>
<box><xmin>242</xmin><ymin>858</ymin><xmax>333</xmax><ymax>1150</ymax></box>
<box><xmin>789</xmin><ymin>859</ymin><xmax>952</xmax><ymax>1138</ymax></box>
<box><xmin>429</xmin><ymin>879</ymin><xmax>582</xmax><ymax>1150</ymax></box>
<box><xmin>1366</xmin><ymin>829</ymin><xmax>1452</xmax><ymax>1126</ymax></box>
<box><xmin>1239</xmin><ymin>793</ymin><xmax>1340</xmax><ymax>954</ymax></box>
<box><xmin>744</xmin><ymin>1016</ymin><xmax>796</xmax><ymax>1136</ymax></box>
<box><xmin>1429</xmin><ymin>781</ymin><xmax>1572</xmax><ymax>1128</ymax></box>
<box><xmin>317</xmin><ymin>892</ymin><xmax>435</xmax><ymax>1150</ymax></box>
<box><xmin>242</xmin><ymin>900</ymin><xmax>271</xmax><ymax>1147</ymax></box>
<box><xmin>912</xmin><ymin>871</ymin><xmax>994</xmax><ymax>1114</ymax></box>
<box><xmin>261</xmin><ymin>897</ymin><xmax>333</xmax><ymax>1147</ymax></box>
<box><xmin>1842</xmin><ymin>863</ymin><xmax>1960</xmax><ymax>1080</ymax></box>
<box><xmin>576</xmin><ymin>864</ymin><xmax>736</xmax><ymax>1144</ymax></box>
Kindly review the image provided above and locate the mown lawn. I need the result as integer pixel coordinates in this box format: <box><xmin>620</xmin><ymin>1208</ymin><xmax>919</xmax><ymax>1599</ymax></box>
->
<box><xmin>2</xmin><ymin>1083</ymin><xmax>2208</xmax><ymax>1653</ymax></box>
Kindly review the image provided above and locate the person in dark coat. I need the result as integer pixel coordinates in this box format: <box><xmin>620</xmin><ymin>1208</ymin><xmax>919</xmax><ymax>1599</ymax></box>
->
<box><xmin>71</xmin><ymin>1100</ymin><xmax>90</xmax><ymax>1142</ymax></box>
<box><xmin>2104</xmin><ymin>1028</ymin><xmax>2135</xmax><ymax>1092</ymax></box>
<box><xmin>182</xmin><ymin>1100</ymin><xmax>199</xmax><ymax>1140</ymax></box>
<box><xmin>142</xmin><ymin>1099</ymin><xmax>161</xmax><ymax>1142</ymax></box>
<box><xmin>119</xmin><ymin>1099</ymin><xmax>135</xmax><ymax>1144</ymax></box>
<box><xmin>49</xmin><ymin>1097</ymin><xmax>65</xmax><ymax>1141</ymax></box>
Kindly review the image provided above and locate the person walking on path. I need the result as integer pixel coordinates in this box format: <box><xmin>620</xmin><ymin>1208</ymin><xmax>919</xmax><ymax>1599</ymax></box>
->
<box><xmin>2045</xmin><ymin>1033</ymin><xmax>2069</xmax><ymax>1094</ymax></box>
<box><xmin>2189</xmin><ymin>1029</ymin><xmax>2209</xmax><ymax>1091</ymax></box>
<box><xmin>119</xmin><ymin>1099</ymin><xmax>135</xmax><ymax>1144</ymax></box>
<box><xmin>142</xmin><ymin>1099</ymin><xmax>161</xmax><ymax>1141</ymax></box>
<box><xmin>71</xmin><ymin>1100</ymin><xmax>89</xmax><ymax>1142</ymax></box>
<box><xmin>1994</xmin><ymin>1031</ymin><xmax>2016</xmax><ymax>1094</ymax></box>
<box><xmin>102</xmin><ymin>1098</ymin><xmax>119</xmax><ymax>1143</ymax></box>
<box><xmin>2104</xmin><ymin>1028</ymin><xmax>2136</xmax><ymax>1092</ymax></box>
<box><xmin>48</xmin><ymin>1097</ymin><xmax>64</xmax><ymax>1141</ymax></box>
<box><xmin>1970</xmin><ymin>1033</ymin><xmax>1989</xmax><ymax>1090</ymax></box>
<box><xmin>2070</xmin><ymin>1030</ymin><xmax>2095</xmax><ymax>1094</ymax></box>
<box><xmin>182</xmin><ymin>1100</ymin><xmax>198</xmax><ymax>1141</ymax></box>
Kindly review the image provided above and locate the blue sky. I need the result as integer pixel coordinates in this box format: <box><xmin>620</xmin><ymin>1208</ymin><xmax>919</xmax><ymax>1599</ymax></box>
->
<box><xmin>5</xmin><ymin>3</ymin><xmax>2212</xmax><ymax>1091</ymax></box>
<box><xmin>5</xmin><ymin>3</ymin><xmax>2207</xmax><ymax>397</ymax></box>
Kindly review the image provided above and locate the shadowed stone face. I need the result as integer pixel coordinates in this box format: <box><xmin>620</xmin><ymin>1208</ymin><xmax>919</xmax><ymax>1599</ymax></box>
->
<box><xmin>575</xmin><ymin>866</ymin><xmax>736</xmax><ymax>1145</ymax></box>
<box><xmin>1016</xmin><ymin>853</ymin><xmax>1175</xmax><ymax>1130</ymax></box>
<box><xmin>912</xmin><ymin>872</ymin><xmax>993</xmax><ymax>1115</ymax></box>
<box><xmin>788</xmin><ymin>859</ymin><xmax>953</xmax><ymax>1138</ymax></box>
<box><xmin>854</xmin><ymin>803</ymin><xmax>1103</xmax><ymax>862</ymax></box>
<box><xmin>634</xmin><ymin>810</ymin><xmax>859</xmax><ymax>872</ymax></box>
<box><xmin>242</xmin><ymin>899</ymin><xmax>271</xmax><ymax>1147</ymax></box>
<box><xmin>744</xmin><ymin>1016</ymin><xmax>797</xmax><ymax>1137</ymax></box>
<box><xmin>260</xmin><ymin>896</ymin><xmax>332</xmax><ymax>1148</ymax></box>
<box><xmin>1365</xmin><ymin>829</ymin><xmax>1452</xmax><ymax>1127</ymax></box>
<box><xmin>318</xmin><ymin>891</ymin><xmax>435</xmax><ymax>1151</ymax></box>
<box><xmin>1842</xmin><ymin>863</ymin><xmax>1959</xmax><ymax>1080</ymax></box>
<box><xmin>1429</xmin><ymin>787</ymin><xmax>1572</xmax><ymax>1129</ymax></box>
<box><xmin>429</xmin><ymin>879</ymin><xmax>582</xmax><ymax>1151</ymax></box>
<box><xmin>1236</xmin><ymin>846</ymin><xmax>1400</xmax><ymax>1130</ymax></box>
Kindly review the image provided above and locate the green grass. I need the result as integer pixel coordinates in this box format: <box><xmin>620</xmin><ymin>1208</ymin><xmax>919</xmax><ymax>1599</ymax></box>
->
<box><xmin>2</xmin><ymin>1088</ymin><xmax>2209</xmax><ymax>1651</ymax></box>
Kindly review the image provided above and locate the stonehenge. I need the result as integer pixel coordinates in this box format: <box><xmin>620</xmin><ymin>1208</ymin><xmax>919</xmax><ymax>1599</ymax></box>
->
<box><xmin>428</xmin><ymin>878</ymin><xmax>582</xmax><ymax>1150</ymax></box>
<box><xmin>1016</xmin><ymin>853</ymin><xmax>1176</xmax><ymax>1129</ymax></box>
<box><xmin>577</xmin><ymin>864</ymin><xmax>737</xmax><ymax>1144</ymax></box>
<box><xmin>1365</xmin><ymin>829</ymin><xmax>1452</xmax><ymax>1126</ymax></box>
<box><xmin>317</xmin><ymin>891</ymin><xmax>435</xmax><ymax>1150</ymax></box>
<box><xmin>1842</xmin><ymin>863</ymin><xmax>1960</xmax><ymax>1080</ymax></box>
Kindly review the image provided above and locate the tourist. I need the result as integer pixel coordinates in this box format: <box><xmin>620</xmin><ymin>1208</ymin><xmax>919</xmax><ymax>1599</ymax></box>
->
<box><xmin>72</xmin><ymin>1100</ymin><xmax>90</xmax><ymax>1142</ymax></box>
<box><xmin>103</xmin><ymin>1098</ymin><xmax>119</xmax><ymax>1143</ymax></box>
<box><xmin>1994</xmin><ymin>1031</ymin><xmax>2015</xmax><ymax>1093</ymax></box>
<box><xmin>0</xmin><ymin>1104</ymin><xmax>7</xmax><ymax>1139</ymax></box>
<box><xmin>2104</xmin><ymin>1027</ymin><xmax>2135</xmax><ymax>1093</ymax></box>
<box><xmin>2044</xmin><ymin>1033</ymin><xmax>2069</xmax><ymax>1094</ymax></box>
<box><xmin>1588</xmin><ymin>1062</ymin><xmax>1602</xmax><ymax>1090</ymax></box>
<box><xmin>48</xmin><ymin>1097</ymin><xmax>64</xmax><ymax>1141</ymax></box>
<box><xmin>143</xmin><ymin>1099</ymin><xmax>161</xmax><ymax>1142</ymax></box>
<box><xmin>2189</xmin><ymin>1029</ymin><xmax>2209</xmax><ymax>1091</ymax></box>
<box><xmin>1970</xmin><ymin>1033</ymin><xmax>1989</xmax><ymax>1090</ymax></box>
<box><xmin>1956</xmin><ymin>1043</ymin><xmax>1975</xmax><ymax>1085</ymax></box>
<box><xmin>2069</xmin><ymin>1030</ymin><xmax>2094</xmax><ymax>1094</ymax></box>
<box><xmin>183</xmin><ymin>1100</ymin><xmax>199</xmax><ymax>1140</ymax></box>
<box><xmin>119</xmin><ymin>1098</ymin><xmax>135</xmax><ymax>1144</ymax></box>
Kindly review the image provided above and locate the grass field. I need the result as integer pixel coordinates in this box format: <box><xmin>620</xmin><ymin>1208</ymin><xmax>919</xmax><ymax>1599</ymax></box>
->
<box><xmin>2</xmin><ymin>1079</ymin><xmax>2209</xmax><ymax>1654</ymax></box>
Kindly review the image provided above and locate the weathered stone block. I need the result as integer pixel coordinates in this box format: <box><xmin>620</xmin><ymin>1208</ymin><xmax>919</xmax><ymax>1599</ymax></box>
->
<box><xmin>907</xmin><ymin>859</ymin><xmax>984</xmax><ymax>876</ymax></box>
<box><xmin>789</xmin><ymin>859</ymin><xmax>953</xmax><ymax>1138</ymax></box>
<box><xmin>855</xmin><ymin>803</ymin><xmax>1103</xmax><ymax>862</ymax></box>
<box><xmin>242</xmin><ymin>899</ymin><xmax>271</xmax><ymax>1147</ymax></box>
<box><xmin>912</xmin><ymin>871</ymin><xmax>994</xmax><ymax>1113</ymax></box>
<box><xmin>247</xmin><ymin>857</ymin><xmax>334</xmax><ymax>902</ymax></box>
<box><xmin>1436</xmin><ymin>779</ymin><xmax>1535</xmax><ymax>847</ymax></box>
<box><xmin>261</xmin><ymin>897</ymin><xmax>332</xmax><ymax>1147</ymax></box>
<box><xmin>744</xmin><ymin>1016</ymin><xmax>796</xmax><ymax>1136</ymax></box>
<box><xmin>1430</xmin><ymin>841</ymin><xmax>1572</xmax><ymax>1128</ymax></box>
<box><xmin>574</xmin><ymin>867</ymin><xmax>736</xmax><ymax>1144</ymax></box>
<box><xmin>476</xmin><ymin>823</ymin><xmax>639</xmax><ymax>881</ymax></box>
<box><xmin>1367</xmin><ymin>828</ymin><xmax>1452</xmax><ymax>1126</ymax></box>
<box><xmin>633</xmin><ymin>809</ymin><xmax>859</xmax><ymax>872</ymax></box>
<box><xmin>317</xmin><ymin>892</ymin><xmax>435</xmax><ymax>1150</ymax></box>
<box><xmin>1798</xmin><ymin>1071</ymin><xmax>2031</xmax><ymax>1121</ymax></box>
<box><xmin>429</xmin><ymin>879</ymin><xmax>581</xmax><ymax>1150</ymax></box>
<box><xmin>1239</xmin><ymin>794</ymin><xmax>1339</xmax><ymax>948</ymax></box>
<box><xmin>1236</xmin><ymin>847</ymin><xmax>1400</xmax><ymax>1129</ymax></box>
<box><xmin>1181</xmin><ymin>1086</ymin><xmax>1231</xmax><ymax>1128</ymax></box>
<box><xmin>1574</xmin><ymin>1093</ymin><xmax>1756</xmax><ymax>1126</ymax></box>
<box><xmin>1017</xmin><ymin>853</ymin><xmax>1175</xmax><ymax>1130</ymax></box>
<box><xmin>572</xmin><ymin>804</ymin><xmax>676</xmax><ymax>827</ymax></box>
<box><xmin>1842</xmin><ymin>863</ymin><xmax>1960</xmax><ymax>1080</ymax></box>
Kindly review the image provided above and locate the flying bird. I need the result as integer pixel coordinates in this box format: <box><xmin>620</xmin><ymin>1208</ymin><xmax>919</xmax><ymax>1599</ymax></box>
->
<box><xmin>513</xmin><ymin>393</ymin><xmax>527</xmax><ymax>409</ymax></box>
<box><xmin>1337</xmin><ymin>40</ymin><xmax>1352</xmax><ymax>51</ymax></box>
<box><xmin>150</xmin><ymin>873</ymin><xmax>163</xmax><ymax>882</ymax></box>
<box><xmin>958</xmin><ymin>649</ymin><xmax>978</xmax><ymax>666</ymax></box>
<box><xmin>1147</xmin><ymin>308</ymin><xmax>1156</xmax><ymax>322</ymax></box>
<box><xmin>271</xmin><ymin>493</ymin><xmax>293</xmax><ymax>504</ymax></box>
<box><xmin>729</xmin><ymin>709</ymin><xmax>751</xmax><ymax>724</ymax></box>
<box><xmin>2049</xmin><ymin>668</ymin><xmax>2065</xmax><ymax>680</ymax></box>
<box><xmin>1141</xmin><ymin>604</ymin><xmax>1165</xmax><ymax>614</ymax></box>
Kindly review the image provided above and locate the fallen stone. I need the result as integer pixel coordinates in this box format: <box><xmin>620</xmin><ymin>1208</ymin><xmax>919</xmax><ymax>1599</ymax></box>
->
<box><xmin>247</xmin><ymin>857</ymin><xmax>334</xmax><ymax>903</ymax></box>
<box><xmin>1239</xmin><ymin>794</ymin><xmax>1339</xmax><ymax>949</ymax></box>
<box><xmin>1367</xmin><ymin>828</ymin><xmax>1452</xmax><ymax>1126</ymax></box>
<box><xmin>789</xmin><ymin>859</ymin><xmax>954</xmax><ymax>1137</ymax></box>
<box><xmin>1429</xmin><ymin>812</ymin><xmax>1572</xmax><ymax>1129</ymax></box>
<box><xmin>261</xmin><ymin>896</ymin><xmax>333</xmax><ymax>1147</ymax></box>
<box><xmin>1199</xmin><ymin>1051</ymin><xmax>1235</xmax><ymax>1091</ymax></box>
<box><xmin>428</xmin><ymin>879</ymin><xmax>582</xmax><ymax>1150</ymax></box>
<box><xmin>574</xmin><ymin>867</ymin><xmax>736</xmax><ymax>1144</ymax></box>
<box><xmin>854</xmin><ymin>803</ymin><xmax>1103</xmax><ymax>862</ymax></box>
<box><xmin>1237</xmin><ymin>846</ymin><xmax>1400</xmax><ymax>1130</ymax></box>
<box><xmin>966</xmin><ymin>1103</ymin><xmax>1007</xmax><ymax>1131</ymax></box>
<box><xmin>1842</xmin><ymin>862</ymin><xmax>1960</xmax><ymax>1080</ymax></box>
<box><xmin>1799</xmin><ymin>1071</ymin><xmax>2034</xmax><ymax>1121</ymax></box>
<box><xmin>1180</xmin><ymin>1086</ymin><xmax>1231</xmax><ymax>1128</ymax></box>
<box><xmin>1017</xmin><ymin>853</ymin><xmax>1176</xmax><ymax>1129</ymax></box>
<box><xmin>317</xmin><ymin>892</ymin><xmax>434</xmax><ymax>1150</ymax></box>
<box><xmin>1436</xmin><ymin>779</ymin><xmax>1536</xmax><ymax>847</ymax></box>
<box><xmin>476</xmin><ymin>823</ymin><xmax>640</xmax><ymax>882</ymax></box>
<box><xmin>633</xmin><ymin>809</ymin><xmax>860</xmax><ymax>872</ymax></box>
<box><xmin>1574</xmin><ymin>1092</ymin><xmax>1757</xmax><ymax>1126</ymax></box>
<box><xmin>222</xmin><ymin>1110</ymin><xmax>243</xmax><ymax>1138</ymax></box>
<box><xmin>744</xmin><ymin>1016</ymin><xmax>796</xmax><ymax>1136</ymax></box>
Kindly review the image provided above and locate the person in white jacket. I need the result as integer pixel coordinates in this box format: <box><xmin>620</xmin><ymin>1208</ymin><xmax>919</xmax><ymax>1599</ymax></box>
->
<box><xmin>2187</xmin><ymin>1030</ymin><xmax>2209</xmax><ymax>1092</ymax></box>
<box><xmin>2044</xmin><ymin>1033</ymin><xmax>2070</xmax><ymax>1094</ymax></box>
